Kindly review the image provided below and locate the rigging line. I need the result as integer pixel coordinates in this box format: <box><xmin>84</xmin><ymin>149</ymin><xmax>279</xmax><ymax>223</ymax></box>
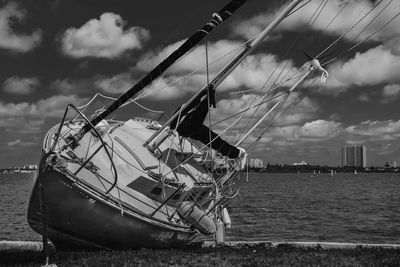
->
<box><xmin>245</xmin><ymin>94</ymin><xmax>290</xmax><ymax>153</ymax></box>
<box><xmin>133</xmin><ymin>39</ymin><xmax>254</xmax><ymax>101</ymax></box>
<box><xmin>231</xmin><ymin>67</ymin><xmax>309</xmax><ymax>95</ymax></box>
<box><xmin>317</xmin><ymin>0</ymin><xmax>352</xmax><ymax>43</ymax></box>
<box><xmin>232</xmin><ymin>66</ymin><xmax>308</xmax><ymax>144</ymax></box>
<box><xmin>211</xmin><ymin>91</ymin><xmax>290</xmax><ymax>127</ymax></box>
<box><xmin>349</xmin><ymin>0</ymin><xmax>388</xmax><ymax>42</ymax></box>
<box><xmin>161</xmin><ymin>107</ymin><xmax>184</xmax><ymax>175</ymax></box>
<box><xmin>234</xmin><ymin>0</ymin><xmax>328</xmax><ymax>113</ymax></box>
<box><xmin>310</xmin><ymin>0</ymin><xmax>329</xmax><ymax>27</ymax></box>
<box><xmin>77</xmin><ymin>92</ymin><xmax>165</xmax><ymax>114</ymax></box>
<box><xmin>246</xmin><ymin>76</ymin><xmax>319</xmax><ymax>155</ymax></box>
<box><xmin>233</xmin><ymin>29</ymin><xmax>319</xmax><ymax>143</ymax></box>
<box><xmin>271</xmin><ymin>0</ymin><xmax>335</xmax><ymax>93</ymax></box>
<box><xmin>315</xmin><ymin>0</ymin><xmax>386</xmax><ymax>60</ymax></box>
<box><xmin>164</xmin><ymin>103</ymin><xmax>251</xmax><ymax>177</ymax></box>
<box><xmin>135</xmin><ymin>2</ymin><xmax>200</xmax><ymax>72</ymax></box>
<box><xmin>205</xmin><ymin>38</ymin><xmax>215</xmax><ymax>166</ymax></box>
<box><xmin>224</xmin><ymin>85</ymin><xmax>280</xmax><ymax>141</ymax></box>
<box><xmin>231</xmin><ymin>0</ymin><xmax>326</xmax><ymax>97</ymax></box>
<box><xmin>322</xmin><ymin>6</ymin><xmax>400</xmax><ymax>68</ymax></box>
<box><xmin>245</xmin><ymin>78</ymin><xmax>317</xmax><ymax>154</ymax></box>
<box><xmin>286</xmin><ymin>0</ymin><xmax>312</xmax><ymax>17</ymax></box>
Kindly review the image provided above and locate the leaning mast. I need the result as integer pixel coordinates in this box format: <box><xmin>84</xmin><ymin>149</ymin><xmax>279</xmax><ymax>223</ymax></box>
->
<box><xmin>76</xmin><ymin>0</ymin><xmax>248</xmax><ymax>140</ymax></box>
<box><xmin>145</xmin><ymin>0</ymin><xmax>304</xmax><ymax>149</ymax></box>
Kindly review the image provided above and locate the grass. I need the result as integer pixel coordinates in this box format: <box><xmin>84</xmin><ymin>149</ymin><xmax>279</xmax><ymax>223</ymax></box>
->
<box><xmin>1</xmin><ymin>244</ymin><xmax>400</xmax><ymax>266</ymax></box>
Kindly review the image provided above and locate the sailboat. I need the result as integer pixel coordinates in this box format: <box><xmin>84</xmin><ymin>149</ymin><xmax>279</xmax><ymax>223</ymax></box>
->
<box><xmin>26</xmin><ymin>0</ymin><xmax>374</xmax><ymax>250</ymax></box>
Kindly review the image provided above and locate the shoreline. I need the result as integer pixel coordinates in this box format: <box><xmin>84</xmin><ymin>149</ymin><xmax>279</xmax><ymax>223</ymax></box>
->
<box><xmin>2</xmin><ymin>240</ymin><xmax>400</xmax><ymax>252</ymax></box>
<box><xmin>1</xmin><ymin>240</ymin><xmax>400</xmax><ymax>266</ymax></box>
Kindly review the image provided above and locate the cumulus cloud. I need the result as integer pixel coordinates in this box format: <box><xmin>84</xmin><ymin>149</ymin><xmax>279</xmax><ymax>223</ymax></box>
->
<box><xmin>265</xmin><ymin>120</ymin><xmax>342</xmax><ymax>143</ymax></box>
<box><xmin>0</xmin><ymin>2</ymin><xmax>42</xmax><ymax>52</ymax></box>
<box><xmin>50</xmin><ymin>78</ymin><xmax>94</xmax><ymax>95</ymax></box>
<box><xmin>328</xmin><ymin>45</ymin><xmax>400</xmax><ymax>88</ymax></box>
<box><xmin>137</xmin><ymin>40</ymin><xmax>243</xmax><ymax>74</ymax></box>
<box><xmin>294</xmin><ymin>120</ymin><xmax>342</xmax><ymax>140</ymax></box>
<box><xmin>205</xmin><ymin>92</ymin><xmax>320</xmax><ymax>146</ymax></box>
<box><xmin>346</xmin><ymin>119</ymin><xmax>400</xmax><ymax>140</ymax></box>
<box><xmin>0</xmin><ymin>95</ymin><xmax>88</xmax><ymax>118</ymax></box>
<box><xmin>131</xmin><ymin>39</ymin><xmax>300</xmax><ymax>100</ymax></box>
<box><xmin>233</xmin><ymin>0</ymin><xmax>400</xmax><ymax>42</ymax></box>
<box><xmin>358</xmin><ymin>93</ymin><xmax>370</xmax><ymax>102</ymax></box>
<box><xmin>95</xmin><ymin>73</ymin><xmax>135</xmax><ymax>94</ymax></box>
<box><xmin>2</xmin><ymin>76</ymin><xmax>40</xmax><ymax>94</ymax></box>
<box><xmin>316</xmin><ymin>44</ymin><xmax>400</xmax><ymax>94</ymax></box>
<box><xmin>61</xmin><ymin>12</ymin><xmax>150</xmax><ymax>58</ymax></box>
<box><xmin>7</xmin><ymin>139</ymin><xmax>35</xmax><ymax>147</ymax></box>
<box><xmin>381</xmin><ymin>84</ymin><xmax>400</xmax><ymax>103</ymax></box>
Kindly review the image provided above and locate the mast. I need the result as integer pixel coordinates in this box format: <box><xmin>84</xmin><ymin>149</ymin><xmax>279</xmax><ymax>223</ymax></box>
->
<box><xmin>145</xmin><ymin>0</ymin><xmax>303</xmax><ymax>149</ymax></box>
<box><xmin>235</xmin><ymin>69</ymin><xmax>311</xmax><ymax>146</ymax></box>
<box><xmin>235</xmin><ymin>58</ymin><xmax>329</xmax><ymax>146</ymax></box>
<box><xmin>77</xmin><ymin>0</ymin><xmax>248</xmax><ymax>139</ymax></box>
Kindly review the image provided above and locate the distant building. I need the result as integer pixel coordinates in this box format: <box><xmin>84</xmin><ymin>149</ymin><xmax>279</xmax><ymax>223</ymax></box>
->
<box><xmin>385</xmin><ymin>161</ymin><xmax>398</xmax><ymax>168</ymax></box>
<box><xmin>249</xmin><ymin>158</ymin><xmax>264</xmax><ymax>168</ymax></box>
<box><xmin>23</xmin><ymin>165</ymin><xmax>37</xmax><ymax>170</ymax></box>
<box><xmin>293</xmin><ymin>160</ymin><xmax>309</xmax><ymax>166</ymax></box>
<box><xmin>341</xmin><ymin>145</ymin><xmax>367</xmax><ymax>167</ymax></box>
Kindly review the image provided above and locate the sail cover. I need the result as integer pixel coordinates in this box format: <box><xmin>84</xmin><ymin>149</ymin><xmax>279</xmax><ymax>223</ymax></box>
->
<box><xmin>79</xmin><ymin>0</ymin><xmax>248</xmax><ymax>136</ymax></box>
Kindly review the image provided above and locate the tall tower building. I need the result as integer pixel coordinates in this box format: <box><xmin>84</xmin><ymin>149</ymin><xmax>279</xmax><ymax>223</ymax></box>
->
<box><xmin>341</xmin><ymin>145</ymin><xmax>367</xmax><ymax>167</ymax></box>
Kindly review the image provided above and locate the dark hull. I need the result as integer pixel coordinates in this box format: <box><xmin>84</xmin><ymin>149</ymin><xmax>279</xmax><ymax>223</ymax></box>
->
<box><xmin>27</xmin><ymin>165</ymin><xmax>196</xmax><ymax>250</ymax></box>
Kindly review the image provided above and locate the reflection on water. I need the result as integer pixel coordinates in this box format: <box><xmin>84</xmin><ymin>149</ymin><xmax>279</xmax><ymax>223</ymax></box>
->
<box><xmin>1</xmin><ymin>172</ymin><xmax>400</xmax><ymax>243</ymax></box>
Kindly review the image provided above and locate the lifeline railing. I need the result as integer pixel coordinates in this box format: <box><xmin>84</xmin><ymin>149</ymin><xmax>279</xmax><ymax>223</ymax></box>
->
<box><xmin>50</xmin><ymin>104</ymin><xmax>118</xmax><ymax>195</ymax></box>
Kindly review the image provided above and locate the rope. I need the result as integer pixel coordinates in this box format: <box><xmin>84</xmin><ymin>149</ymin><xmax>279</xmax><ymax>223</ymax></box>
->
<box><xmin>317</xmin><ymin>0</ymin><xmax>352</xmax><ymax>43</ymax></box>
<box><xmin>205</xmin><ymin>38</ymin><xmax>215</xmax><ymax>168</ymax></box>
<box><xmin>321</xmin><ymin>1</ymin><xmax>400</xmax><ymax>68</ymax></box>
<box><xmin>315</xmin><ymin>0</ymin><xmax>387</xmax><ymax>60</ymax></box>
<box><xmin>227</xmin><ymin>0</ymin><xmax>329</xmax><ymax>146</ymax></box>
<box><xmin>133</xmin><ymin>40</ymin><xmax>252</xmax><ymax>101</ymax></box>
<box><xmin>246</xmin><ymin>75</ymin><xmax>319</xmax><ymax>155</ymax></box>
<box><xmin>231</xmin><ymin>0</ymin><xmax>327</xmax><ymax>147</ymax></box>
<box><xmin>164</xmin><ymin>106</ymin><xmax>251</xmax><ymax>177</ymax></box>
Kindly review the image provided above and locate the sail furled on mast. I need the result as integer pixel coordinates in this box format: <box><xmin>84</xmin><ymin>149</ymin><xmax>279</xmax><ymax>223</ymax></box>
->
<box><xmin>78</xmin><ymin>0</ymin><xmax>248</xmax><ymax>137</ymax></box>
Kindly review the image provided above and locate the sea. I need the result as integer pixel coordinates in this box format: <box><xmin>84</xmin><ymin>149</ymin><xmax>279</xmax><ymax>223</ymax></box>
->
<box><xmin>1</xmin><ymin>172</ymin><xmax>400</xmax><ymax>244</ymax></box>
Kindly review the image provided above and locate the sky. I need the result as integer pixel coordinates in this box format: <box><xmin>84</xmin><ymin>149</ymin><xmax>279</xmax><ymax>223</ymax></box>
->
<box><xmin>1</xmin><ymin>0</ymin><xmax>400</xmax><ymax>167</ymax></box>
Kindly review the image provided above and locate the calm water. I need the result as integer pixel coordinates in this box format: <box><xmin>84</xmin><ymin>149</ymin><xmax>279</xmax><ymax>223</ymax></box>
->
<box><xmin>1</xmin><ymin>172</ymin><xmax>400</xmax><ymax>244</ymax></box>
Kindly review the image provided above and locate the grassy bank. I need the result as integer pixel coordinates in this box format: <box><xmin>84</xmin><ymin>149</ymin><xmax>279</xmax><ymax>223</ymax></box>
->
<box><xmin>1</xmin><ymin>244</ymin><xmax>400</xmax><ymax>266</ymax></box>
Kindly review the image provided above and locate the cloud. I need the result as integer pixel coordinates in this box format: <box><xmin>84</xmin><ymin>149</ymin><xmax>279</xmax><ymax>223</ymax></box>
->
<box><xmin>358</xmin><ymin>93</ymin><xmax>370</xmax><ymax>102</ymax></box>
<box><xmin>207</xmin><ymin>92</ymin><xmax>320</xmax><ymax>146</ymax></box>
<box><xmin>61</xmin><ymin>12</ymin><xmax>149</xmax><ymax>58</ymax></box>
<box><xmin>0</xmin><ymin>117</ymin><xmax>44</xmax><ymax>134</ymax></box>
<box><xmin>50</xmin><ymin>78</ymin><xmax>93</xmax><ymax>95</ymax></box>
<box><xmin>320</xmin><ymin>45</ymin><xmax>400</xmax><ymax>94</ymax></box>
<box><xmin>346</xmin><ymin>119</ymin><xmax>400</xmax><ymax>140</ymax></box>
<box><xmin>294</xmin><ymin>120</ymin><xmax>342</xmax><ymax>140</ymax></box>
<box><xmin>381</xmin><ymin>84</ymin><xmax>400</xmax><ymax>103</ymax></box>
<box><xmin>2</xmin><ymin>76</ymin><xmax>40</xmax><ymax>94</ymax></box>
<box><xmin>94</xmin><ymin>73</ymin><xmax>135</xmax><ymax>94</ymax></box>
<box><xmin>131</xmin><ymin>38</ymin><xmax>300</xmax><ymax>100</ymax></box>
<box><xmin>7</xmin><ymin>139</ymin><xmax>35</xmax><ymax>147</ymax></box>
<box><xmin>137</xmin><ymin>40</ymin><xmax>243</xmax><ymax>75</ymax></box>
<box><xmin>0</xmin><ymin>2</ymin><xmax>42</xmax><ymax>52</ymax></box>
<box><xmin>0</xmin><ymin>94</ymin><xmax>88</xmax><ymax>118</ymax></box>
<box><xmin>233</xmin><ymin>0</ymin><xmax>400</xmax><ymax>42</ymax></box>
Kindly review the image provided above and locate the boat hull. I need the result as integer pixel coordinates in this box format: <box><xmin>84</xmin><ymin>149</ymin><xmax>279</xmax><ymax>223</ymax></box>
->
<box><xmin>27</xmin><ymin>164</ymin><xmax>196</xmax><ymax>250</ymax></box>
